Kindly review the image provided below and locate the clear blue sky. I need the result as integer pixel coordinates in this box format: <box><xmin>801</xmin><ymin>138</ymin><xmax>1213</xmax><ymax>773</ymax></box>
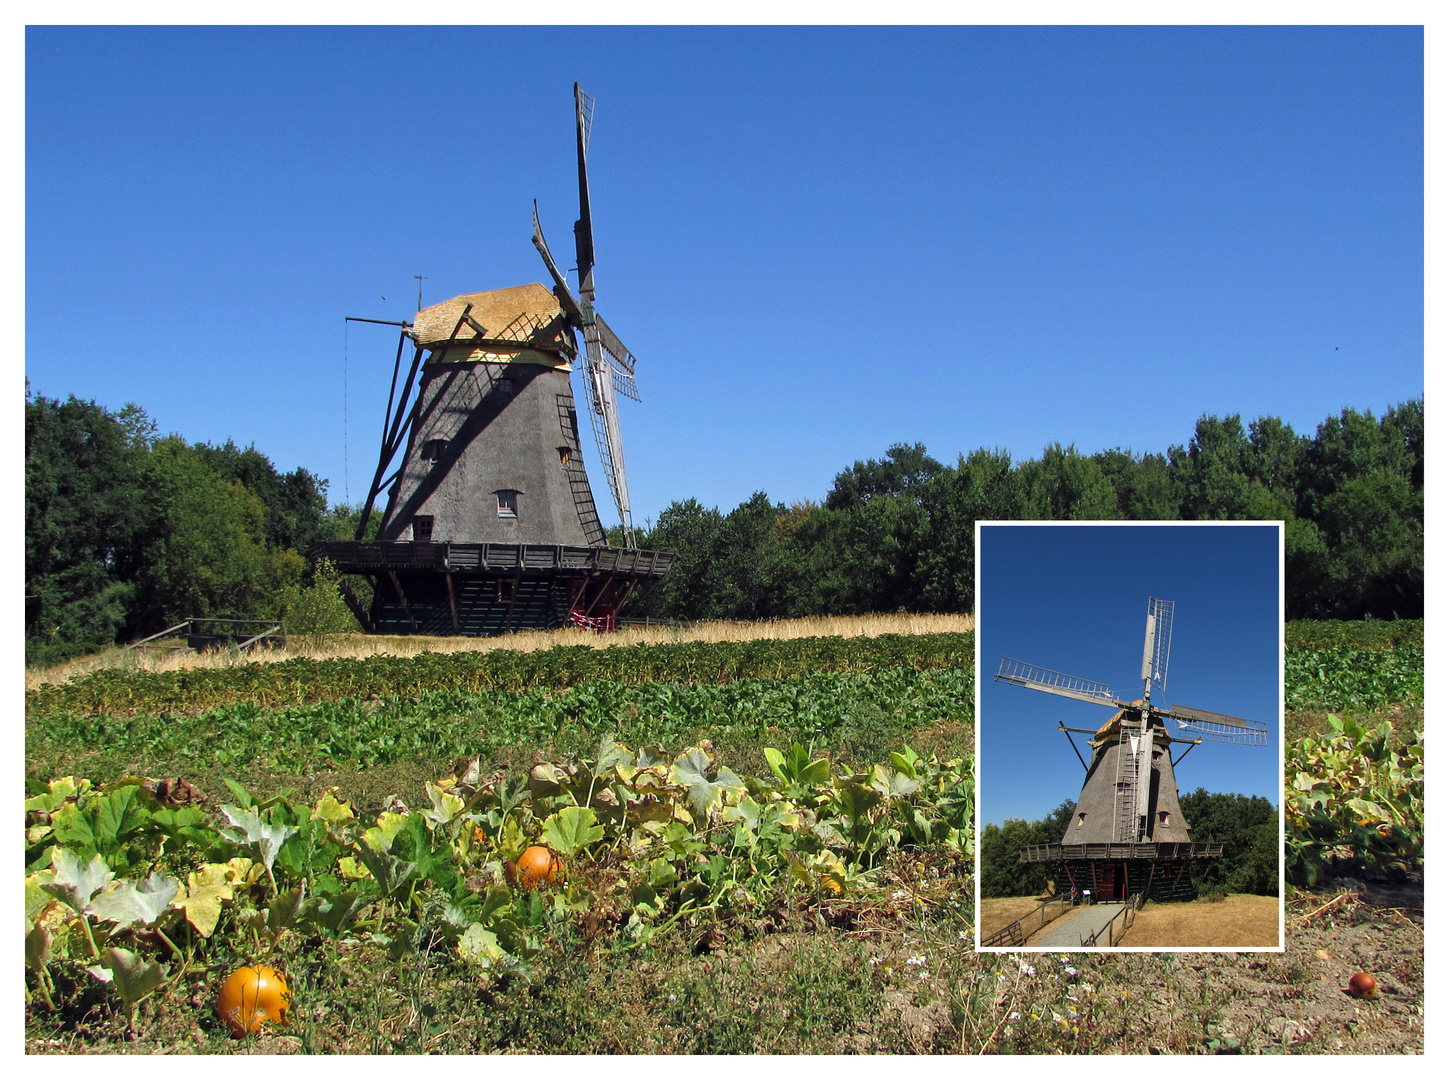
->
<box><xmin>978</xmin><ymin>523</ymin><xmax>1281</xmax><ymax>828</ymax></box>
<box><xmin>25</xmin><ymin>26</ymin><xmax>1423</xmax><ymax>529</ymax></box>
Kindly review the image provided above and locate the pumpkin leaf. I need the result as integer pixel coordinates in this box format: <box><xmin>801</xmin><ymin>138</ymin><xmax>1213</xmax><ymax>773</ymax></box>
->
<box><xmin>100</xmin><ymin>946</ymin><xmax>167</xmax><ymax>1007</ymax></box>
<box><xmin>540</xmin><ymin>806</ymin><xmax>604</xmax><ymax>857</ymax></box>
<box><xmin>218</xmin><ymin>805</ymin><xmax>297</xmax><ymax>876</ymax></box>
<box><xmin>458</xmin><ymin>923</ymin><xmax>505</xmax><ymax>968</ymax></box>
<box><xmin>421</xmin><ymin>783</ymin><xmax>465</xmax><ymax>827</ymax></box>
<box><xmin>87</xmin><ymin>872</ymin><xmax>179</xmax><ymax>928</ymax></box>
<box><xmin>172</xmin><ymin>866</ymin><xmax>236</xmax><ymax>938</ymax></box>
<box><xmin>25</xmin><ymin>924</ymin><xmax>52</xmax><ymax>971</ymax></box>
<box><xmin>43</xmin><ymin>847</ymin><xmax>113</xmax><ymax>917</ymax></box>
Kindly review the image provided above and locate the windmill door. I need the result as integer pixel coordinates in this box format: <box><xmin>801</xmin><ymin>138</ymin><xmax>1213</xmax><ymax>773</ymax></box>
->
<box><xmin>1098</xmin><ymin>866</ymin><xmax>1119</xmax><ymax>901</ymax></box>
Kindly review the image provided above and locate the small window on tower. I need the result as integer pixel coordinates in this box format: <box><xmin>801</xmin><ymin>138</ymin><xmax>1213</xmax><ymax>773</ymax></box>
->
<box><xmin>1076</xmin><ymin>813</ymin><xmax>1086</xmax><ymax>830</ymax></box>
<box><xmin>497</xmin><ymin>490</ymin><xmax>518</xmax><ymax>518</ymax></box>
<box><xmin>412</xmin><ymin>515</ymin><xmax>434</xmax><ymax>543</ymax></box>
<box><xmin>1157</xmin><ymin>811</ymin><xmax>1170</xmax><ymax>827</ymax></box>
<box><xmin>496</xmin><ymin>376</ymin><xmax>514</xmax><ymax>396</ymax></box>
<box><xmin>558</xmin><ymin>446</ymin><xmax>572</xmax><ymax>467</ymax></box>
<box><xmin>421</xmin><ymin>439</ymin><xmax>447</xmax><ymax>462</ymax></box>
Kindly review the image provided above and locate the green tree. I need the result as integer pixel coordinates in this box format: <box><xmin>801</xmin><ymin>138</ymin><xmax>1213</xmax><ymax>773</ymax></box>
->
<box><xmin>25</xmin><ymin>394</ymin><xmax>151</xmax><ymax>664</ymax></box>
<box><xmin>1178</xmin><ymin>789</ymin><xmax>1278</xmax><ymax>896</ymax></box>
<box><xmin>1093</xmin><ymin>448</ymin><xmax>1180</xmax><ymax>519</ymax></box>
<box><xmin>192</xmin><ymin>439</ymin><xmax>331</xmax><ymax>559</ymax></box>
<box><xmin>1017</xmin><ymin>443</ymin><xmax>1121</xmax><ymax>520</ymax></box>
<box><xmin>129</xmin><ymin>438</ymin><xmax>305</xmax><ymax>629</ymax></box>
<box><xmin>825</xmin><ymin>442</ymin><xmax>945</xmax><ymax>510</ymax></box>
<box><xmin>914</xmin><ymin>447</ymin><xmax>1021</xmax><ymax>613</ymax></box>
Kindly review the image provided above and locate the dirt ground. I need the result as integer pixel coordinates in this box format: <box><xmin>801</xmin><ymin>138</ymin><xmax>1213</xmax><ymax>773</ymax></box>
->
<box><xmin>1118</xmin><ymin>894</ymin><xmax>1280</xmax><ymax>948</ymax></box>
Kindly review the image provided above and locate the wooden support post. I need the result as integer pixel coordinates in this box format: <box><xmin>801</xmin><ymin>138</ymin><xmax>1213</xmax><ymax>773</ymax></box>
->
<box><xmin>444</xmin><ymin>572</ymin><xmax>460</xmax><ymax>634</ymax></box>
<box><xmin>387</xmin><ymin>571</ymin><xmax>417</xmax><ymax>632</ymax></box>
<box><xmin>503</xmin><ymin>549</ymin><xmax>524</xmax><ymax>634</ymax></box>
<box><xmin>1171</xmin><ymin>860</ymin><xmax>1189</xmax><ymax>896</ymax></box>
<box><xmin>1145</xmin><ymin>860</ymin><xmax>1157</xmax><ymax>900</ymax></box>
<box><xmin>336</xmin><ymin>579</ymin><xmax>374</xmax><ymax>634</ymax></box>
<box><xmin>583</xmin><ymin>574</ymin><xmax>616</xmax><ymax>617</ymax></box>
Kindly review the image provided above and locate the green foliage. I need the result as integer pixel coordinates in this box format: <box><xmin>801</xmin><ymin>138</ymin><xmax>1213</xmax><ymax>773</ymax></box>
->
<box><xmin>29</xmin><ymin>666</ymin><xmax>972</xmax><ymax>786</ymax></box>
<box><xmin>635</xmin><ymin>399</ymin><xmax>1421</xmax><ymax>621</ymax></box>
<box><xmin>25</xmin><ymin>743</ymin><xmax>973</xmax><ymax>1029</ymax></box>
<box><xmin>1284</xmin><ymin>645</ymin><xmax>1424</xmax><ymax>711</ymax></box>
<box><xmin>1286</xmin><ymin>714</ymin><xmax>1423</xmax><ymax>887</ymax></box>
<box><xmin>978</xmin><ymin>800</ymin><xmax>1075</xmax><ymax>898</ymax></box>
<box><xmin>25</xmin><ymin>394</ymin><xmax>151</xmax><ymax>664</ymax></box>
<box><xmin>25</xmin><ymin>395</ymin><xmax>333</xmax><ymax>663</ymax></box>
<box><xmin>1177</xmin><ymin>790</ymin><xmax>1278</xmax><ymax>896</ymax></box>
<box><xmin>279</xmin><ymin>558</ymin><xmax>362</xmax><ymax>636</ymax></box>
<box><xmin>26</xmin><ymin>631</ymin><xmax>972</xmax><ymax>717</ymax></box>
<box><xmin>1284</xmin><ymin>618</ymin><xmax>1422</xmax><ymax>651</ymax></box>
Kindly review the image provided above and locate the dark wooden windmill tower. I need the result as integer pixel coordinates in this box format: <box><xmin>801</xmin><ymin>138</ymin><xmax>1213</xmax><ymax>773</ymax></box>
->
<box><xmin>315</xmin><ymin>85</ymin><xmax>673</xmax><ymax>635</ymax></box>
<box><xmin>995</xmin><ymin>597</ymin><xmax>1267</xmax><ymax>902</ymax></box>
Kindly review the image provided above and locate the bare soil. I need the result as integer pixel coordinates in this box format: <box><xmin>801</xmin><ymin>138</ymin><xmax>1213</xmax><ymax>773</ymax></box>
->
<box><xmin>1118</xmin><ymin>894</ymin><xmax>1280</xmax><ymax>948</ymax></box>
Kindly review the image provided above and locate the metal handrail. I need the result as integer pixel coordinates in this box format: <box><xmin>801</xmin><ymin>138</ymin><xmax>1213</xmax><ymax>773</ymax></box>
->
<box><xmin>981</xmin><ymin>892</ymin><xmax>1073</xmax><ymax>948</ymax></box>
<box><xmin>1079</xmin><ymin>890</ymin><xmax>1144</xmax><ymax>947</ymax></box>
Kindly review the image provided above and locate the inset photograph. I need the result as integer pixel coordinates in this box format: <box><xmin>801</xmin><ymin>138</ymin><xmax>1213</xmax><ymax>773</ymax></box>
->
<box><xmin>976</xmin><ymin>522</ymin><xmax>1282</xmax><ymax>951</ymax></box>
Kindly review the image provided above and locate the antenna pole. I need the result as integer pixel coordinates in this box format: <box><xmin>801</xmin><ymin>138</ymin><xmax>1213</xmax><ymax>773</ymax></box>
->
<box><xmin>414</xmin><ymin>275</ymin><xmax>426</xmax><ymax>312</ymax></box>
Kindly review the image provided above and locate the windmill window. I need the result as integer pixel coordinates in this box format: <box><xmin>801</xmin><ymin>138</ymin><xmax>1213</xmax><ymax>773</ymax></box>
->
<box><xmin>412</xmin><ymin>515</ymin><xmax>434</xmax><ymax>543</ymax></box>
<box><xmin>558</xmin><ymin>446</ymin><xmax>572</xmax><ymax>467</ymax></box>
<box><xmin>1076</xmin><ymin>813</ymin><xmax>1086</xmax><ymax>830</ymax></box>
<box><xmin>497</xmin><ymin>579</ymin><xmax>516</xmax><ymax>602</ymax></box>
<box><xmin>1157</xmin><ymin>811</ymin><xmax>1170</xmax><ymax>827</ymax></box>
<box><xmin>497</xmin><ymin>490</ymin><xmax>518</xmax><ymax>518</ymax></box>
<box><xmin>421</xmin><ymin>439</ymin><xmax>448</xmax><ymax>462</ymax></box>
<box><xmin>496</xmin><ymin>376</ymin><xmax>514</xmax><ymax>396</ymax></box>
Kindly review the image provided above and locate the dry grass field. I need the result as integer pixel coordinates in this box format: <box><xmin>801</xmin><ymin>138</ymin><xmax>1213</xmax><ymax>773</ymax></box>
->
<box><xmin>978</xmin><ymin>895</ymin><xmax>1057</xmax><ymax>941</ymax></box>
<box><xmin>1118</xmin><ymin>894</ymin><xmax>1281</xmax><ymax>948</ymax></box>
<box><xmin>25</xmin><ymin>611</ymin><xmax>974</xmax><ymax>691</ymax></box>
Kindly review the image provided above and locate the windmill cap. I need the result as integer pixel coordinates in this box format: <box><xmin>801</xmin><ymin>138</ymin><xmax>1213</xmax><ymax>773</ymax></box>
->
<box><xmin>413</xmin><ymin>283</ymin><xmax>572</xmax><ymax>364</ymax></box>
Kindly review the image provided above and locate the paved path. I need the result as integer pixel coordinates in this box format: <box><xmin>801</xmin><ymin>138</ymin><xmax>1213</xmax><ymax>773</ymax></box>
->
<box><xmin>1025</xmin><ymin>903</ymin><xmax>1126</xmax><ymax>948</ymax></box>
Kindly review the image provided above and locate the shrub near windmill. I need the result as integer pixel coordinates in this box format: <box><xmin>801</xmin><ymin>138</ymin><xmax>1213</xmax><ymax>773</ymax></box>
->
<box><xmin>995</xmin><ymin>597</ymin><xmax>1268</xmax><ymax>903</ymax></box>
<box><xmin>317</xmin><ymin>84</ymin><xmax>672</xmax><ymax>635</ymax></box>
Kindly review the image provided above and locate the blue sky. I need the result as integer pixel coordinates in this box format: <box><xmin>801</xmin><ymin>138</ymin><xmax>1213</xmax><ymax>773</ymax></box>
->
<box><xmin>977</xmin><ymin>522</ymin><xmax>1281</xmax><ymax>828</ymax></box>
<box><xmin>23</xmin><ymin>25</ymin><xmax>1423</xmax><ymax>531</ymax></box>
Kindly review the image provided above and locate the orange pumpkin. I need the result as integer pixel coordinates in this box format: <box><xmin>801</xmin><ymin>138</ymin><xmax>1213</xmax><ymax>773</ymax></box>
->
<box><xmin>512</xmin><ymin>845</ymin><xmax>562</xmax><ymax>889</ymax></box>
<box><xmin>217</xmin><ymin>965</ymin><xmax>291</xmax><ymax>1037</ymax></box>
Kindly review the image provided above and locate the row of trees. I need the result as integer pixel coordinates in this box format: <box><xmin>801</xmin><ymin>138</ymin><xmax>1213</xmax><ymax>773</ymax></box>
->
<box><xmin>632</xmin><ymin>400</ymin><xmax>1423</xmax><ymax>624</ymax></box>
<box><xmin>27</xmin><ymin>390</ymin><xmax>1422</xmax><ymax>665</ymax></box>
<box><xmin>25</xmin><ymin>393</ymin><xmax>358</xmax><ymax>665</ymax></box>
<box><xmin>979</xmin><ymin>790</ymin><xmax>1278</xmax><ymax>899</ymax></box>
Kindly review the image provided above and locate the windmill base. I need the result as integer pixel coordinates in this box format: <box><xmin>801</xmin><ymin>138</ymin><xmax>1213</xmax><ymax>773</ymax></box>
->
<box><xmin>311</xmin><ymin>541</ymin><xmax>674</xmax><ymax>636</ymax></box>
<box><xmin>1019</xmin><ymin>842</ymin><xmax>1224</xmax><ymax>903</ymax></box>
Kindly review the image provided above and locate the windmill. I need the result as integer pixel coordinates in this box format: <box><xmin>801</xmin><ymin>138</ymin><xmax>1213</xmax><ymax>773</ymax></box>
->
<box><xmin>315</xmin><ymin>84</ymin><xmax>672</xmax><ymax>636</ymax></box>
<box><xmin>994</xmin><ymin>597</ymin><xmax>1267</xmax><ymax>903</ymax></box>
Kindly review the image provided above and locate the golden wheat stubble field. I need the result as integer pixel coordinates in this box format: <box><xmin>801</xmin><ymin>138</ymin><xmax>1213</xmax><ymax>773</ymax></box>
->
<box><xmin>25</xmin><ymin>612</ymin><xmax>976</xmax><ymax>690</ymax></box>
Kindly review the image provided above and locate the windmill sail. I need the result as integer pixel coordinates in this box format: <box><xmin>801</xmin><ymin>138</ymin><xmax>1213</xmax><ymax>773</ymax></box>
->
<box><xmin>532</xmin><ymin>83</ymin><xmax>639</xmax><ymax>548</ymax></box>
<box><xmin>1165</xmin><ymin>704</ymin><xmax>1268</xmax><ymax>746</ymax></box>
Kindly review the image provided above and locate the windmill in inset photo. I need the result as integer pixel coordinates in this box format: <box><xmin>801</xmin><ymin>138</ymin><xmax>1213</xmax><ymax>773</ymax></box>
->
<box><xmin>994</xmin><ymin>595</ymin><xmax>1268</xmax><ymax>902</ymax></box>
<box><xmin>316</xmin><ymin>84</ymin><xmax>673</xmax><ymax>635</ymax></box>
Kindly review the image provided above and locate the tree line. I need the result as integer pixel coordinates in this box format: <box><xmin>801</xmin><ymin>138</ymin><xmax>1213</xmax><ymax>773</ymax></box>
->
<box><xmin>24</xmin><ymin>393</ymin><xmax>359</xmax><ymax>665</ymax></box>
<box><xmin>26</xmin><ymin>390</ymin><xmax>1421</xmax><ymax>665</ymax></box>
<box><xmin>631</xmin><ymin>399</ymin><xmax>1423</xmax><ymax>626</ymax></box>
<box><xmin>980</xmin><ymin>789</ymin><xmax>1278</xmax><ymax>899</ymax></box>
